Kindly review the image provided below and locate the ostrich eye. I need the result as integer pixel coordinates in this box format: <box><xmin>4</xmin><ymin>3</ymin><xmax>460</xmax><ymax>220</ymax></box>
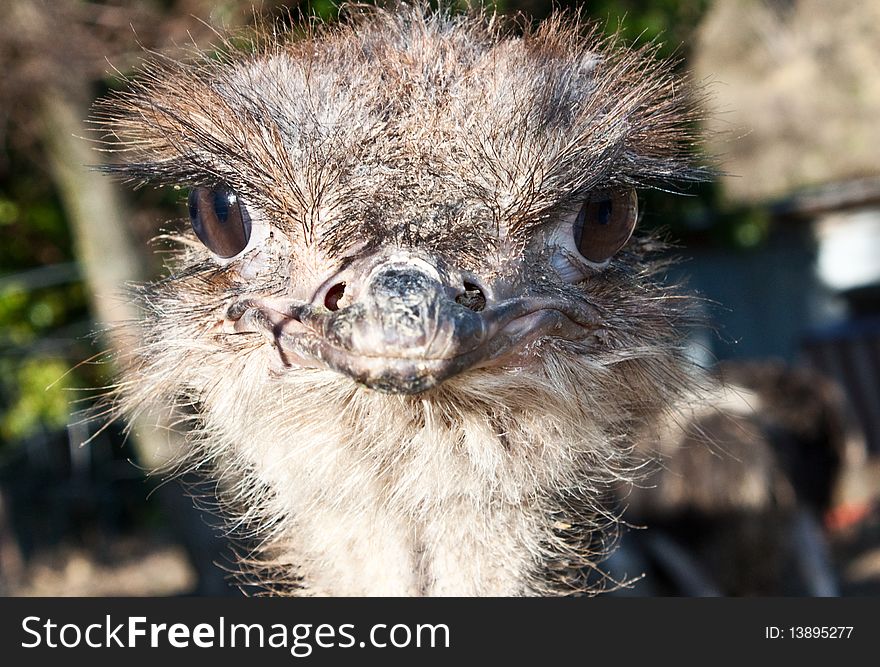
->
<box><xmin>573</xmin><ymin>189</ymin><xmax>638</xmax><ymax>263</ymax></box>
<box><xmin>188</xmin><ymin>185</ymin><xmax>251</xmax><ymax>258</ymax></box>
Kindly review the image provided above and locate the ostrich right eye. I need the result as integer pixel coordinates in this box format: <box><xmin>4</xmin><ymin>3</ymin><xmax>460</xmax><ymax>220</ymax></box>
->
<box><xmin>573</xmin><ymin>189</ymin><xmax>638</xmax><ymax>263</ymax></box>
<box><xmin>188</xmin><ymin>185</ymin><xmax>251</xmax><ymax>258</ymax></box>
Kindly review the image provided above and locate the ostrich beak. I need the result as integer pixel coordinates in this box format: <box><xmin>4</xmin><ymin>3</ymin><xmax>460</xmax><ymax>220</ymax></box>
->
<box><xmin>313</xmin><ymin>263</ymin><xmax>487</xmax><ymax>393</ymax></box>
<box><xmin>227</xmin><ymin>256</ymin><xmax>599</xmax><ymax>394</ymax></box>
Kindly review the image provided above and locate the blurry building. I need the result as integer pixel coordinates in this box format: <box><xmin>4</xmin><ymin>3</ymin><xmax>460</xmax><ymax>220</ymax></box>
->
<box><xmin>687</xmin><ymin>0</ymin><xmax>880</xmax><ymax>456</ymax></box>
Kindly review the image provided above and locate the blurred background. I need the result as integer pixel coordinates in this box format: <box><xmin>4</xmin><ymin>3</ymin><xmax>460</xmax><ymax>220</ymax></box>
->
<box><xmin>0</xmin><ymin>0</ymin><xmax>878</xmax><ymax>596</ymax></box>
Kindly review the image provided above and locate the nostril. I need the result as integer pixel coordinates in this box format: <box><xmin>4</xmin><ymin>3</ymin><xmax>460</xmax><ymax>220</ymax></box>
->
<box><xmin>456</xmin><ymin>281</ymin><xmax>487</xmax><ymax>312</ymax></box>
<box><xmin>324</xmin><ymin>282</ymin><xmax>347</xmax><ymax>311</ymax></box>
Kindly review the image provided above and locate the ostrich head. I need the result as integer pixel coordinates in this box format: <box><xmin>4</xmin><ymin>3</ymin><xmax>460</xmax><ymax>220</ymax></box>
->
<box><xmin>96</xmin><ymin>4</ymin><xmax>706</xmax><ymax>596</ymax></box>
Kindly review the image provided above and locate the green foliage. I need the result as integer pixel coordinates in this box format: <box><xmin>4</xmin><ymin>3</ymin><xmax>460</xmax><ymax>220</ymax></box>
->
<box><xmin>0</xmin><ymin>152</ymin><xmax>91</xmax><ymax>451</ymax></box>
<box><xmin>310</xmin><ymin>0</ymin><xmax>342</xmax><ymax>21</ymax></box>
<box><xmin>0</xmin><ymin>184</ymin><xmax>70</xmax><ymax>268</ymax></box>
<box><xmin>0</xmin><ymin>357</ymin><xmax>75</xmax><ymax>443</ymax></box>
<box><xmin>570</xmin><ymin>0</ymin><xmax>712</xmax><ymax>57</ymax></box>
<box><xmin>485</xmin><ymin>0</ymin><xmax>712</xmax><ymax>58</ymax></box>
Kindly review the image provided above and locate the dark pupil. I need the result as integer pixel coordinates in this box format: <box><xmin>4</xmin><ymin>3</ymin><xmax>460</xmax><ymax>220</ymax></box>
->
<box><xmin>213</xmin><ymin>189</ymin><xmax>231</xmax><ymax>224</ymax></box>
<box><xmin>187</xmin><ymin>194</ymin><xmax>198</xmax><ymax>222</ymax></box>
<box><xmin>595</xmin><ymin>199</ymin><xmax>612</xmax><ymax>226</ymax></box>
<box><xmin>187</xmin><ymin>184</ymin><xmax>250</xmax><ymax>258</ymax></box>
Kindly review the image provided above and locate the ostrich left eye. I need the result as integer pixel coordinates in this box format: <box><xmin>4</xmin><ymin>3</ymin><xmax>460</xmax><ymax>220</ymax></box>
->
<box><xmin>573</xmin><ymin>189</ymin><xmax>638</xmax><ymax>263</ymax></box>
<box><xmin>188</xmin><ymin>185</ymin><xmax>251</xmax><ymax>258</ymax></box>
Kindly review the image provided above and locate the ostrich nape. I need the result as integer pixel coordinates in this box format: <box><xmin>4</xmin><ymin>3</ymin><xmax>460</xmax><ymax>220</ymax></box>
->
<box><xmin>94</xmin><ymin>4</ymin><xmax>707</xmax><ymax>596</ymax></box>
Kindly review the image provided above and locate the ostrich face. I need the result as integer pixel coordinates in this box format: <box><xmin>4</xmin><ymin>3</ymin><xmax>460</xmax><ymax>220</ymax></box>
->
<box><xmin>203</xmin><ymin>185</ymin><xmax>632</xmax><ymax>395</ymax></box>
<box><xmin>95</xmin><ymin>5</ymin><xmax>707</xmax><ymax>595</ymax></box>
<box><xmin>100</xmin><ymin>7</ymin><xmax>701</xmax><ymax>399</ymax></box>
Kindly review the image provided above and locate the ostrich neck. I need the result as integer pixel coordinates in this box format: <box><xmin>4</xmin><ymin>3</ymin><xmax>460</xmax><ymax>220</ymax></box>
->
<box><xmin>231</xmin><ymin>406</ymin><xmax>582</xmax><ymax>596</ymax></box>
<box><xmin>286</xmin><ymin>484</ymin><xmax>541</xmax><ymax>596</ymax></box>
<box><xmin>200</xmin><ymin>361</ymin><xmax>624</xmax><ymax>596</ymax></box>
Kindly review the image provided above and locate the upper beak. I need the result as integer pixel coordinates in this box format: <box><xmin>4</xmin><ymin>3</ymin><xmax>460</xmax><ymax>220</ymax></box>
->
<box><xmin>309</xmin><ymin>262</ymin><xmax>488</xmax><ymax>393</ymax></box>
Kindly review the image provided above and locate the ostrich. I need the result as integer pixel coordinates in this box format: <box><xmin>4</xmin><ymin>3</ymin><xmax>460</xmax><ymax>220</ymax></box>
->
<box><xmin>94</xmin><ymin>3</ymin><xmax>706</xmax><ymax>596</ymax></box>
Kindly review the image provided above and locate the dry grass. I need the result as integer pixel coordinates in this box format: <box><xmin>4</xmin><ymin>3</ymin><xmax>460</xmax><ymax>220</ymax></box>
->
<box><xmin>4</xmin><ymin>536</ymin><xmax>196</xmax><ymax>597</ymax></box>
